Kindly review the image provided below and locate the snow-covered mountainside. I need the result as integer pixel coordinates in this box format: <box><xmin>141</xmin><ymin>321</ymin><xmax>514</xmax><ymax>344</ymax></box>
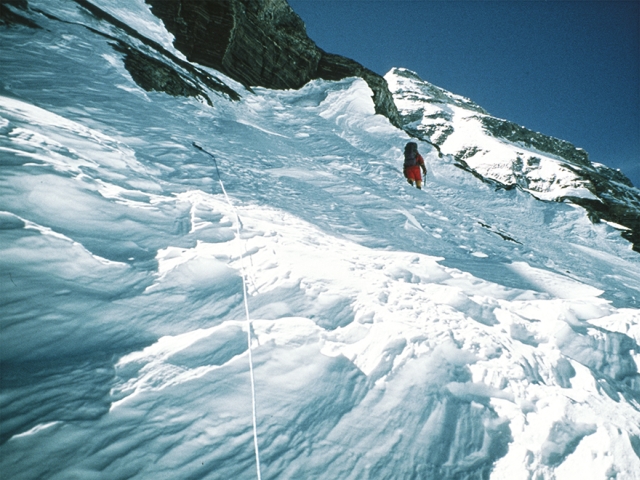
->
<box><xmin>387</xmin><ymin>68</ymin><xmax>640</xmax><ymax>253</ymax></box>
<box><xmin>1</xmin><ymin>1</ymin><xmax>640</xmax><ymax>479</ymax></box>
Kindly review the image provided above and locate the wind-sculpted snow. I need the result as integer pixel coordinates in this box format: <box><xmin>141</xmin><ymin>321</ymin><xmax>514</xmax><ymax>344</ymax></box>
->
<box><xmin>1</xmin><ymin>2</ymin><xmax>640</xmax><ymax>479</ymax></box>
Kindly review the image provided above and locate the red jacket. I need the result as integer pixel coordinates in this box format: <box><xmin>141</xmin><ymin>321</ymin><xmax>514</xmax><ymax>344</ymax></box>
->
<box><xmin>404</xmin><ymin>153</ymin><xmax>426</xmax><ymax>178</ymax></box>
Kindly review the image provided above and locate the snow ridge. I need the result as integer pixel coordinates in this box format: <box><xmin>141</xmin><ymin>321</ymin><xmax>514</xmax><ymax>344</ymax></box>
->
<box><xmin>387</xmin><ymin>67</ymin><xmax>640</xmax><ymax>253</ymax></box>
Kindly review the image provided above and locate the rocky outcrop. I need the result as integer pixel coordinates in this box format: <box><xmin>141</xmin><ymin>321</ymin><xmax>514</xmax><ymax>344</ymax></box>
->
<box><xmin>9</xmin><ymin>0</ymin><xmax>240</xmax><ymax>103</ymax></box>
<box><xmin>476</xmin><ymin>121</ymin><xmax>640</xmax><ymax>252</ymax></box>
<box><xmin>387</xmin><ymin>68</ymin><xmax>640</xmax><ymax>253</ymax></box>
<box><xmin>568</xmin><ymin>165</ymin><xmax>640</xmax><ymax>250</ymax></box>
<box><xmin>112</xmin><ymin>43</ymin><xmax>210</xmax><ymax>104</ymax></box>
<box><xmin>0</xmin><ymin>0</ymin><xmax>40</xmax><ymax>28</ymax></box>
<box><xmin>476</xmin><ymin>122</ymin><xmax>640</xmax><ymax>253</ymax></box>
<box><xmin>144</xmin><ymin>0</ymin><xmax>401</xmax><ymax>127</ymax></box>
<box><xmin>146</xmin><ymin>0</ymin><xmax>319</xmax><ymax>90</ymax></box>
<box><xmin>69</xmin><ymin>0</ymin><xmax>240</xmax><ymax>102</ymax></box>
<box><xmin>480</xmin><ymin>116</ymin><xmax>591</xmax><ymax>168</ymax></box>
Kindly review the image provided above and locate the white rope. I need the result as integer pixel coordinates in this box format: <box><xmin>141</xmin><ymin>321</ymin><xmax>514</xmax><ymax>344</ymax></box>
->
<box><xmin>193</xmin><ymin>142</ymin><xmax>262</xmax><ymax>480</ymax></box>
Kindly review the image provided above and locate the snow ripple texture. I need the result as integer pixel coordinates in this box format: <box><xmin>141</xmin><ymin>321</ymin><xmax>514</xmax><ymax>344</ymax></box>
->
<box><xmin>1</xmin><ymin>1</ymin><xmax>639</xmax><ymax>479</ymax></box>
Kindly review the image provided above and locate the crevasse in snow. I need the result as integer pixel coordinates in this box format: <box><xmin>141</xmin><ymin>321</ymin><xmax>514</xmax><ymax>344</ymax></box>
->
<box><xmin>1</xmin><ymin>1</ymin><xmax>639</xmax><ymax>479</ymax></box>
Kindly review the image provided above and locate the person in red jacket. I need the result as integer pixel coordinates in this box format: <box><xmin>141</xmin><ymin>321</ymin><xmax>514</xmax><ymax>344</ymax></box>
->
<box><xmin>403</xmin><ymin>141</ymin><xmax>427</xmax><ymax>189</ymax></box>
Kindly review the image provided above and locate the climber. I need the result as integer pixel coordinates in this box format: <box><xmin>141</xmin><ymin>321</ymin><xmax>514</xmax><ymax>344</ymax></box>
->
<box><xmin>403</xmin><ymin>141</ymin><xmax>427</xmax><ymax>189</ymax></box>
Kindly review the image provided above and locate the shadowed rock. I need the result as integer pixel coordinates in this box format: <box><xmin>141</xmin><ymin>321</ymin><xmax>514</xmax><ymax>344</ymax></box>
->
<box><xmin>144</xmin><ymin>0</ymin><xmax>401</xmax><ymax>127</ymax></box>
<box><xmin>68</xmin><ymin>0</ymin><xmax>240</xmax><ymax>102</ymax></box>
<box><xmin>390</xmin><ymin>68</ymin><xmax>640</xmax><ymax>253</ymax></box>
<box><xmin>112</xmin><ymin>43</ymin><xmax>210</xmax><ymax>105</ymax></box>
<box><xmin>0</xmin><ymin>0</ymin><xmax>40</xmax><ymax>28</ymax></box>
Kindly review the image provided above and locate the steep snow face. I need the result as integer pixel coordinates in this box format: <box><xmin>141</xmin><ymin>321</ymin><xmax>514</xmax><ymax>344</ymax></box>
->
<box><xmin>386</xmin><ymin>68</ymin><xmax>597</xmax><ymax>202</ymax></box>
<box><xmin>386</xmin><ymin>67</ymin><xmax>640</xmax><ymax>252</ymax></box>
<box><xmin>1</xmin><ymin>2</ymin><xmax>640</xmax><ymax>480</ymax></box>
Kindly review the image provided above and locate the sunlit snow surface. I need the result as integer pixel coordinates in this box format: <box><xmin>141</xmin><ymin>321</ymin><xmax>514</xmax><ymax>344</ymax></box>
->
<box><xmin>386</xmin><ymin>69</ymin><xmax>602</xmax><ymax>203</ymax></box>
<box><xmin>1</xmin><ymin>2</ymin><xmax>640</xmax><ymax>479</ymax></box>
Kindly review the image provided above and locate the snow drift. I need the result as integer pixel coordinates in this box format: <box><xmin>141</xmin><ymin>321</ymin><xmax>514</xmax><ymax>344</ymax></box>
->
<box><xmin>1</xmin><ymin>1</ymin><xmax>640</xmax><ymax>479</ymax></box>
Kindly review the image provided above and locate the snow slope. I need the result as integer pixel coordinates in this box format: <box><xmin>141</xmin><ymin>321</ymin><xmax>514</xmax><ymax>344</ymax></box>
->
<box><xmin>1</xmin><ymin>2</ymin><xmax>640</xmax><ymax>479</ymax></box>
<box><xmin>387</xmin><ymin>67</ymin><xmax>640</xmax><ymax>257</ymax></box>
<box><xmin>387</xmin><ymin>68</ymin><xmax>602</xmax><ymax>202</ymax></box>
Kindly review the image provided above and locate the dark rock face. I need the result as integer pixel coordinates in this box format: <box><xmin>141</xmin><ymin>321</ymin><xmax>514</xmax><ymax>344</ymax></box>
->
<box><xmin>0</xmin><ymin>0</ymin><xmax>239</xmax><ymax>105</ymax></box>
<box><xmin>112</xmin><ymin>43</ymin><xmax>209</xmax><ymax>104</ymax></box>
<box><xmin>144</xmin><ymin>0</ymin><xmax>401</xmax><ymax>127</ymax></box>
<box><xmin>474</xmin><ymin>119</ymin><xmax>640</xmax><ymax>252</ymax></box>
<box><xmin>0</xmin><ymin>0</ymin><xmax>40</xmax><ymax>28</ymax></box>
<box><xmin>461</xmin><ymin>128</ymin><xmax>640</xmax><ymax>252</ymax></box>
<box><xmin>145</xmin><ymin>0</ymin><xmax>319</xmax><ymax>90</ymax></box>
<box><xmin>67</xmin><ymin>0</ymin><xmax>240</xmax><ymax>102</ymax></box>
<box><xmin>566</xmin><ymin>165</ymin><xmax>640</xmax><ymax>251</ymax></box>
<box><xmin>480</xmin><ymin>116</ymin><xmax>591</xmax><ymax>168</ymax></box>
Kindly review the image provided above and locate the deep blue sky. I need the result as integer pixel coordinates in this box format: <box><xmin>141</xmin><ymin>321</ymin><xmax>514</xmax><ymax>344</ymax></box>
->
<box><xmin>288</xmin><ymin>0</ymin><xmax>640</xmax><ymax>188</ymax></box>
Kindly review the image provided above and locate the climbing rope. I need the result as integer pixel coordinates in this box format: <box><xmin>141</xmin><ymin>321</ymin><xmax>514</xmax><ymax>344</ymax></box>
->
<box><xmin>193</xmin><ymin>142</ymin><xmax>262</xmax><ymax>480</ymax></box>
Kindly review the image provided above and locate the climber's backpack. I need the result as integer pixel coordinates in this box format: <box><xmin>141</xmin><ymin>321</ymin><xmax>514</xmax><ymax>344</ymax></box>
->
<box><xmin>404</xmin><ymin>143</ymin><xmax>418</xmax><ymax>167</ymax></box>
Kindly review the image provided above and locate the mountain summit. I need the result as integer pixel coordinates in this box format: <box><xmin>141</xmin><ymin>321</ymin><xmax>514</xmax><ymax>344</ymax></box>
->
<box><xmin>1</xmin><ymin>1</ymin><xmax>639</xmax><ymax>479</ymax></box>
